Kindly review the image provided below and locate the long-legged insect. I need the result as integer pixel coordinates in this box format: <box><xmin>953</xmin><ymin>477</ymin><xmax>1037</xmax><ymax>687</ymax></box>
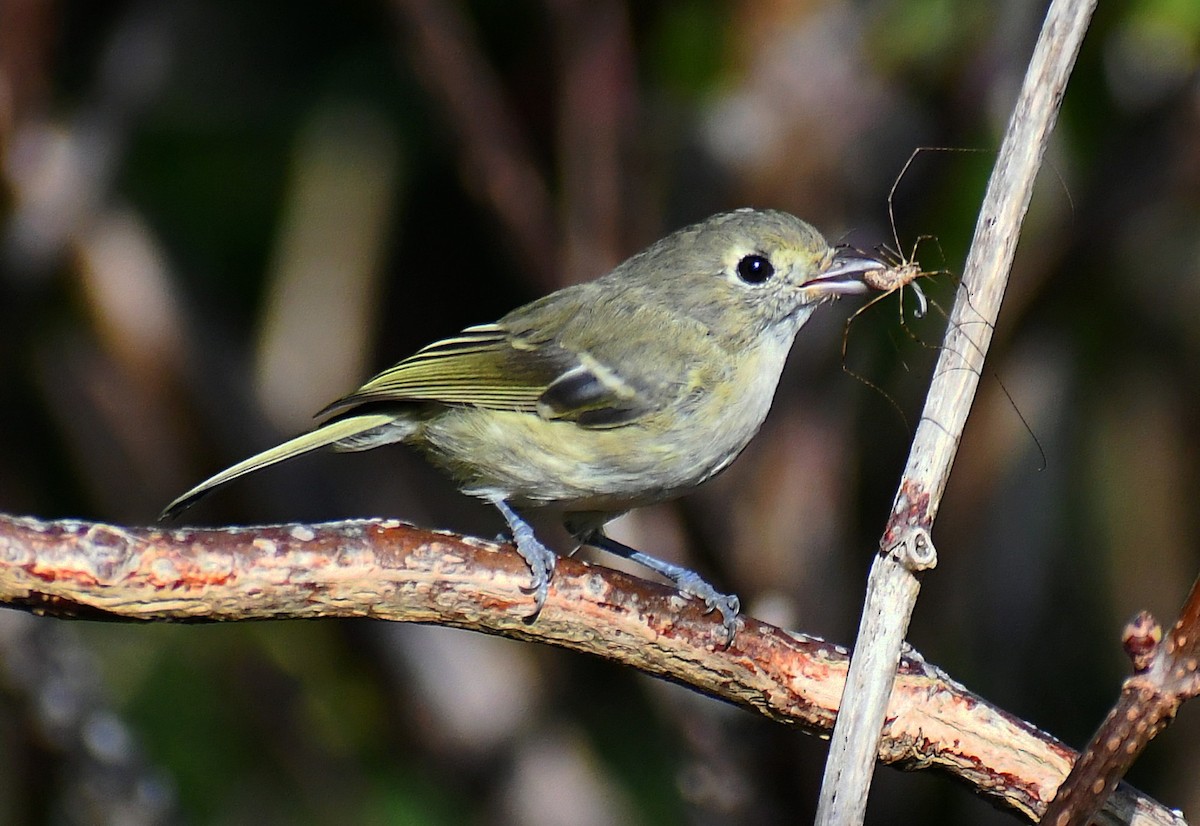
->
<box><xmin>838</xmin><ymin>148</ymin><xmax>955</xmax><ymax>426</ymax></box>
<box><xmin>842</xmin><ymin>146</ymin><xmax>959</xmax><ymax>352</ymax></box>
<box><xmin>839</xmin><ymin>237</ymin><xmax>948</xmax><ymax>430</ymax></box>
<box><xmin>845</xmin><ymin>235</ymin><xmax>944</xmax><ymax>330</ymax></box>
<box><xmin>845</xmin><ymin>147</ymin><xmax>1046</xmax><ymax>466</ymax></box>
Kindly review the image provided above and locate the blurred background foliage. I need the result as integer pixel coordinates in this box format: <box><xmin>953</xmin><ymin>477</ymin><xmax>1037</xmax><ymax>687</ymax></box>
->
<box><xmin>1</xmin><ymin>1</ymin><xmax>1199</xmax><ymax>824</ymax></box>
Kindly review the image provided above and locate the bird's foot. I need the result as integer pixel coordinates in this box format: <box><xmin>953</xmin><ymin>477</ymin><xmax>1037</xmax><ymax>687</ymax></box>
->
<box><xmin>666</xmin><ymin>569</ymin><xmax>741</xmax><ymax>642</ymax></box>
<box><xmin>492</xmin><ymin>500</ymin><xmax>557</xmax><ymax>618</ymax></box>
<box><xmin>583</xmin><ymin>530</ymin><xmax>741</xmax><ymax>643</ymax></box>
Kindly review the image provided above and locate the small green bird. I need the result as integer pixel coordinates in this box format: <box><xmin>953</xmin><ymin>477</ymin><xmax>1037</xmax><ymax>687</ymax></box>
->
<box><xmin>163</xmin><ymin>209</ymin><xmax>883</xmax><ymax>635</ymax></box>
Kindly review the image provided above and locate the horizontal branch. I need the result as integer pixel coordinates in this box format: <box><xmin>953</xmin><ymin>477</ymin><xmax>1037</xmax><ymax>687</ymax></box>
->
<box><xmin>0</xmin><ymin>512</ymin><xmax>1183</xmax><ymax>826</ymax></box>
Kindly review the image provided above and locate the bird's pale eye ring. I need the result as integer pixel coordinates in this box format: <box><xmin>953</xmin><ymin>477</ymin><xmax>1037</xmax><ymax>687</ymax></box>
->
<box><xmin>735</xmin><ymin>254</ymin><xmax>774</xmax><ymax>284</ymax></box>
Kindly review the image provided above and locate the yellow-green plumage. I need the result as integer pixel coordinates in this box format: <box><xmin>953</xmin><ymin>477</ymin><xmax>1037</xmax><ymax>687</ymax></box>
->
<box><xmin>162</xmin><ymin>208</ymin><xmax>884</xmax><ymax>633</ymax></box>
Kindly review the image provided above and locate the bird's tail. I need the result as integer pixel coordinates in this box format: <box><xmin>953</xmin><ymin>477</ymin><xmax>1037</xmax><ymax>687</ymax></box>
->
<box><xmin>160</xmin><ymin>412</ymin><xmax>400</xmax><ymax>521</ymax></box>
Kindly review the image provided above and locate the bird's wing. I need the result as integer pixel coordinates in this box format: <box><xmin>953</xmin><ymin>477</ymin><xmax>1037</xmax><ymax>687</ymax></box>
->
<box><xmin>319</xmin><ymin>323</ymin><xmax>567</xmax><ymax>415</ymax></box>
<box><xmin>319</xmin><ymin>287</ymin><xmax>702</xmax><ymax>428</ymax></box>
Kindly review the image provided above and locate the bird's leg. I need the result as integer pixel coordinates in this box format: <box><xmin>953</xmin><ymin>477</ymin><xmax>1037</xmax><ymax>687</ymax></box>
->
<box><xmin>580</xmin><ymin>530</ymin><xmax>740</xmax><ymax>640</ymax></box>
<box><xmin>491</xmin><ymin>498</ymin><xmax>556</xmax><ymax>617</ymax></box>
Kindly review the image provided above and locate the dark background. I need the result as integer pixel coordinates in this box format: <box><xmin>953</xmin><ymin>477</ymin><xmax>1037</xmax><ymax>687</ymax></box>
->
<box><xmin>2</xmin><ymin>1</ymin><xmax>1199</xmax><ymax>823</ymax></box>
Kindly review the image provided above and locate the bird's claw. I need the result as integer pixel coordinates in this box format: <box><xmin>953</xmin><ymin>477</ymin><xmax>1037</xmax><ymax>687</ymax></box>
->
<box><xmin>583</xmin><ymin>532</ymin><xmax>743</xmax><ymax>643</ymax></box>
<box><xmin>516</xmin><ymin>546</ymin><xmax>556</xmax><ymax>617</ymax></box>
<box><xmin>491</xmin><ymin>499</ymin><xmax>557</xmax><ymax>619</ymax></box>
<box><xmin>673</xmin><ymin>570</ymin><xmax>741</xmax><ymax>643</ymax></box>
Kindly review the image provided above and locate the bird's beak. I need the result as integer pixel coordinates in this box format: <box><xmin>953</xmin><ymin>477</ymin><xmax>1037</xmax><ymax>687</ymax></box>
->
<box><xmin>803</xmin><ymin>249</ymin><xmax>886</xmax><ymax>297</ymax></box>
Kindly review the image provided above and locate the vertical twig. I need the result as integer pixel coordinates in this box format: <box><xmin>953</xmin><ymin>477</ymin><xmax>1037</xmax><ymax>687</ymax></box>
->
<box><xmin>814</xmin><ymin>1</ymin><xmax>1099</xmax><ymax>823</ymax></box>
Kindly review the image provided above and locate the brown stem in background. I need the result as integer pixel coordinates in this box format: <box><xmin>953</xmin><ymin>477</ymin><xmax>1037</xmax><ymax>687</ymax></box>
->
<box><xmin>0</xmin><ymin>512</ymin><xmax>1185</xmax><ymax>826</ymax></box>
<box><xmin>1041</xmin><ymin>574</ymin><xmax>1200</xmax><ymax>826</ymax></box>
<box><xmin>548</xmin><ymin>0</ymin><xmax>634</xmax><ymax>283</ymax></box>
<box><xmin>390</xmin><ymin>0</ymin><xmax>560</xmax><ymax>290</ymax></box>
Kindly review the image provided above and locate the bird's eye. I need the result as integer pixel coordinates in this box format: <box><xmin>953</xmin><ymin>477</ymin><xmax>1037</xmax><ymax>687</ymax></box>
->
<box><xmin>736</xmin><ymin>254</ymin><xmax>774</xmax><ymax>284</ymax></box>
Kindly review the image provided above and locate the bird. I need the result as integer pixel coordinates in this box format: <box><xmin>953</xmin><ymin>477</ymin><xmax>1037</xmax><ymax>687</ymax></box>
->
<box><xmin>162</xmin><ymin>208</ymin><xmax>884</xmax><ymax>637</ymax></box>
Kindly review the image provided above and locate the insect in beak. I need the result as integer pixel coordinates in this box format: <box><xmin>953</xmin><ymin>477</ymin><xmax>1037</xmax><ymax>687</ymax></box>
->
<box><xmin>804</xmin><ymin>250</ymin><xmax>888</xmax><ymax>297</ymax></box>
